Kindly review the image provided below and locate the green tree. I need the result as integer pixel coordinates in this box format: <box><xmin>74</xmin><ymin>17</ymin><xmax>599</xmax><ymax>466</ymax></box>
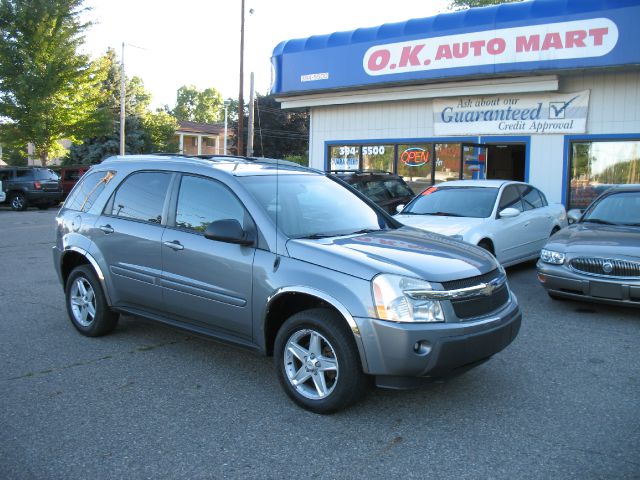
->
<box><xmin>449</xmin><ymin>0</ymin><xmax>523</xmax><ymax>9</ymax></box>
<box><xmin>66</xmin><ymin>49</ymin><xmax>178</xmax><ymax>164</ymax></box>
<box><xmin>0</xmin><ymin>0</ymin><xmax>106</xmax><ymax>165</ymax></box>
<box><xmin>173</xmin><ymin>85</ymin><xmax>223</xmax><ymax>123</ymax></box>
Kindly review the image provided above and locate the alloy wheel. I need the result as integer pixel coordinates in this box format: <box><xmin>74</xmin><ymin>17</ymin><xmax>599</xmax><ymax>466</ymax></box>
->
<box><xmin>283</xmin><ymin>329</ymin><xmax>339</xmax><ymax>400</ymax></box>
<box><xmin>69</xmin><ymin>277</ymin><xmax>97</xmax><ymax>327</ymax></box>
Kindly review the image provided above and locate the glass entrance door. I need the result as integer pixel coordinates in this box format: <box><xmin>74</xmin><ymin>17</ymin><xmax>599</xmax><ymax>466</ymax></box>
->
<box><xmin>461</xmin><ymin>143</ymin><xmax>489</xmax><ymax>180</ymax></box>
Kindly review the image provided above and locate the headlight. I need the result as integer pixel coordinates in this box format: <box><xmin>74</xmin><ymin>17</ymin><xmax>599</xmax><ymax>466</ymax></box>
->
<box><xmin>372</xmin><ymin>274</ymin><xmax>445</xmax><ymax>323</ymax></box>
<box><xmin>540</xmin><ymin>249</ymin><xmax>565</xmax><ymax>265</ymax></box>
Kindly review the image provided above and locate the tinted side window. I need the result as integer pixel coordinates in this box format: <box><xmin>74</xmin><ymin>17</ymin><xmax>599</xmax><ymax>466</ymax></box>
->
<box><xmin>0</xmin><ymin>170</ymin><xmax>11</xmax><ymax>181</ymax></box>
<box><xmin>65</xmin><ymin>171</ymin><xmax>116</xmax><ymax>212</ymax></box>
<box><xmin>110</xmin><ymin>172</ymin><xmax>171</xmax><ymax>223</ymax></box>
<box><xmin>498</xmin><ymin>185</ymin><xmax>523</xmax><ymax>212</ymax></box>
<box><xmin>519</xmin><ymin>185</ymin><xmax>544</xmax><ymax>210</ymax></box>
<box><xmin>16</xmin><ymin>169</ymin><xmax>33</xmax><ymax>179</ymax></box>
<box><xmin>175</xmin><ymin>175</ymin><xmax>247</xmax><ymax>232</ymax></box>
<box><xmin>35</xmin><ymin>169</ymin><xmax>59</xmax><ymax>180</ymax></box>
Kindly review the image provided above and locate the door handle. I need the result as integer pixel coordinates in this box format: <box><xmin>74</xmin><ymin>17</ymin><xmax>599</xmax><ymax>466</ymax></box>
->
<box><xmin>163</xmin><ymin>240</ymin><xmax>184</xmax><ymax>251</ymax></box>
<box><xmin>99</xmin><ymin>224</ymin><xmax>114</xmax><ymax>234</ymax></box>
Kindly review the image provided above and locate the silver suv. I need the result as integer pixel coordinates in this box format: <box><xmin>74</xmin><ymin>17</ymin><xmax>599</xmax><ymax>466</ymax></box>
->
<box><xmin>53</xmin><ymin>155</ymin><xmax>521</xmax><ymax>413</ymax></box>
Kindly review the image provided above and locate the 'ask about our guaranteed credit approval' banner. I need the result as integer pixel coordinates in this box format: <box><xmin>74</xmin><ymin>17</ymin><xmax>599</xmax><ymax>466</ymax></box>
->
<box><xmin>433</xmin><ymin>90</ymin><xmax>590</xmax><ymax>136</ymax></box>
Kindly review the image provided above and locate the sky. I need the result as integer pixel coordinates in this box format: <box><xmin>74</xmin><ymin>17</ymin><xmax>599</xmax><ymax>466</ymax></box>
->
<box><xmin>81</xmin><ymin>0</ymin><xmax>451</xmax><ymax>109</ymax></box>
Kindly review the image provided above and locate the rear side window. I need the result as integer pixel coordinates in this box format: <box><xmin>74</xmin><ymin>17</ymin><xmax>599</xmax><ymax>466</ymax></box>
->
<box><xmin>35</xmin><ymin>169</ymin><xmax>59</xmax><ymax>181</ymax></box>
<box><xmin>16</xmin><ymin>169</ymin><xmax>33</xmax><ymax>179</ymax></box>
<box><xmin>175</xmin><ymin>175</ymin><xmax>247</xmax><ymax>232</ymax></box>
<box><xmin>65</xmin><ymin>171</ymin><xmax>116</xmax><ymax>212</ymax></box>
<box><xmin>498</xmin><ymin>185</ymin><xmax>523</xmax><ymax>212</ymax></box>
<box><xmin>109</xmin><ymin>172</ymin><xmax>171</xmax><ymax>224</ymax></box>
<box><xmin>0</xmin><ymin>170</ymin><xmax>11</xmax><ymax>181</ymax></box>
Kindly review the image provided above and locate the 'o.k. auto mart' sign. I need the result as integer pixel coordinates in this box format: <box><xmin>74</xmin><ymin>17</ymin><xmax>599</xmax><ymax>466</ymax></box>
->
<box><xmin>433</xmin><ymin>90</ymin><xmax>590</xmax><ymax>136</ymax></box>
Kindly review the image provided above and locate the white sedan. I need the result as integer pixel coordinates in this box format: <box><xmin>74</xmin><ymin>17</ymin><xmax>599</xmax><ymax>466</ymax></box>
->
<box><xmin>395</xmin><ymin>180</ymin><xmax>567</xmax><ymax>266</ymax></box>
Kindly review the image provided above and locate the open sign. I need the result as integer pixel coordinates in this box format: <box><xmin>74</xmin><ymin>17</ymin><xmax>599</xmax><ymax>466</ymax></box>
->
<box><xmin>400</xmin><ymin>148</ymin><xmax>430</xmax><ymax>167</ymax></box>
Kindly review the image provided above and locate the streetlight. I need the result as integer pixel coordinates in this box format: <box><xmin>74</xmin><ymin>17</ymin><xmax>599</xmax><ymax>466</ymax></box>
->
<box><xmin>238</xmin><ymin>3</ymin><xmax>255</xmax><ymax>157</ymax></box>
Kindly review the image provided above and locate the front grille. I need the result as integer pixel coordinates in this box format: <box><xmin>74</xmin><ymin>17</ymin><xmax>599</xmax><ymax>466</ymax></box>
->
<box><xmin>451</xmin><ymin>284</ymin><xmax>510</xmax><ymax>319</ymax></box>
<box><xmin>441</xmin><ymin>269</ymin><xmax>501</xmax><ymax>290</ymax></box>
<box><xmin>570</xmin><ymin>258</ymin><xmax>640</xmax><ymax>278</ymax></box>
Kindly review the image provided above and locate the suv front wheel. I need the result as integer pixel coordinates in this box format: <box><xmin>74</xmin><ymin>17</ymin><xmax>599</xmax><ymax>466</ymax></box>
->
<box><xmin>274</xmin><ymin>308</ymin><xmax>367</xmax><ymax>414</ymax></box>
<box><xmin>65</xmin><ymin>265</ymin><xmax>119</xmax><ymax>336</ymax></box>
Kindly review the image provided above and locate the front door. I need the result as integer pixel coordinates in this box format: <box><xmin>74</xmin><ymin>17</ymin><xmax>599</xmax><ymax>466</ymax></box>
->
<box><xmin>461</xmin><ymin>143</ymin><xmax>489</xmax><ymax>180</ymax></box>
<box><xmin>160</xmin><ymin>174</ymin><xmax>256</xmax><ymax>339</ymax></box>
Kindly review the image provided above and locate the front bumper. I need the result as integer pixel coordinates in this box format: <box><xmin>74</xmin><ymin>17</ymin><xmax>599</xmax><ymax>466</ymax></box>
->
<box><xmin>353</xmin><ymin>296</ymin><xmax>521</xmax><ymax>386</ymax></box>
<box><xmin>537</xmin><ymin>262</ymin><xmax>640</xmax><ymax>308</ymax></box>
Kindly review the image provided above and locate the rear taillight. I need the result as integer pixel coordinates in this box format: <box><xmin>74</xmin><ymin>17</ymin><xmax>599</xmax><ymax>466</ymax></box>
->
<box><xmin>34</xmin><ymin>181</ymin><xmax>42</xmax><ymax>190</ymax></box>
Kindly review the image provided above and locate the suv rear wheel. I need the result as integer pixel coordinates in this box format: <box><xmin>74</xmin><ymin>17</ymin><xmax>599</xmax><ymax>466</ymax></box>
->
<box><xmin>65</xmin><ymin>265</ymin><xmax>119</xmax><ymax>336</ymax></box>
<box><xmin>10</xmin><ymin>193</ymin><xmax>27</xmax><ymax>211</ymax></box>
<box><xmin>274</xmin><ymin>308</ymin><xmax>367</xmax><ymax>414</ymax></box>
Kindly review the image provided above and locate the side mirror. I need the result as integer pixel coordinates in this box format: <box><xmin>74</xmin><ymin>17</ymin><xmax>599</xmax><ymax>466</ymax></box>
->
<box><xmin>567</xmin><ymin>209</ymin><xmax>582</xmax><ymax>224</ymax></box>
<box><xmin>395</xmin><ymin>204</ymin><xmax>405</xmax><ymax>214</ymax></box>
<box><xmin>499</xmin><ymin>207</ymin><xmax>520</xmax><ymax>218</ymax></box>
<box><xmin>204</xmin><ymin>219</ymin><xmax>255</xmax><ymax>246</ymax></box>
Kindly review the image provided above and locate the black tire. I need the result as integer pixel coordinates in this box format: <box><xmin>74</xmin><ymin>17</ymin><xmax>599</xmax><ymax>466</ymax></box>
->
<box><xmin>9</xmin><ymin>193</ymin><xmax>27</xmax><ymax>211</ymax></box>
<box><xmin>274</xmin><ymin>308</ymin><xmax>367</xmax><ymax>414</ymax></box>
<box><xmin>65</xmin><ymin>265</ymin><xmax>119</xmax><ymax>337</ymax></box>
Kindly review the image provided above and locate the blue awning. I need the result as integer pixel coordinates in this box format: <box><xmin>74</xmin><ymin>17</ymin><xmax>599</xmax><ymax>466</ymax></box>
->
<box><xmin>271</xmin><ymin>0</ymin><xmax>640</xmax><ymax>95</ymax></box>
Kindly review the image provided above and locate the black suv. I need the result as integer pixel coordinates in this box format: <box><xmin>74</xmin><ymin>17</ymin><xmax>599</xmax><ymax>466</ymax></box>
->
<box><xmin>331</xmin><ymin>170</ymin><xmax>415</xmax><ymax>214</ymax></box>
<box><xmin>0</xmin><ymin>167</ymin><xmax>63</xmax><ymax>211</ymax></box>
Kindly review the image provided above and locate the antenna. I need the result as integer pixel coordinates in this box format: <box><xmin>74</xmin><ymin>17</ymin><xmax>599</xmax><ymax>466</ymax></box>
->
<box><xmin>275</xmin><ymin>156</ymin><xmax>280</xmax><ymax>270</ymax></box>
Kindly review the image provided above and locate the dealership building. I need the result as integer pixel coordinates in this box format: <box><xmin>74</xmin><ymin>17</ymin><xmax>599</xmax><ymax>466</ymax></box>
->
<box><xmin>272</xmin><ymin>0</ymin><xmax>640</xmax><ymax>209</ymax></box>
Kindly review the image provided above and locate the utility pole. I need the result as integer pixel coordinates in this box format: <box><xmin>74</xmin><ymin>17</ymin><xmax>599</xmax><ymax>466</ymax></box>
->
<box><xmin>247</xmin><ymin>73</ymin><xmax>255</xmax><ymax>157</ymax></box>
<box><xmin>237</xmin><ymin>0</ymin><xmax>245</xmax><ymax>156</ymax></box>
<box><xmin>223</xmin><ymin>101</ymin><xmax>229</xmax><ymax>155</ymax></box>
<box><xmin>120</xmin><ymin>42</ymin><xmax>126</xmax><ymax>156</ymax></box>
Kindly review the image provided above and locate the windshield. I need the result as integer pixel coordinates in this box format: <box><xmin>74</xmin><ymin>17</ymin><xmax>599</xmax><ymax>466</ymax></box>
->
<box><xmin>582</xmin><ymin>191</ymin><xmax>640</xmax><ymax>226</ymax></box>
<box><xmin>240</xmin><ymin>174</ymin><xmax>392</xmax><ymax>238</ymax></box>
<box><xmin>402</xmin><ymin>186</ymin><xmax>499</xmax><ymax>218</ymax></box>
<box><xmin>35</xmin><ymin>169</ymin><xmax>60</xmax><ymax>181</ymax></box>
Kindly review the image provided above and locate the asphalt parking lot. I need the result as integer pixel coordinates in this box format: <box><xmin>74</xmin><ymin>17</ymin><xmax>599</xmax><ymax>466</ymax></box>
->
<box><xmin>1</xmin><ymin>208</ymin><xmax>638</xmax><ymax>479</ymax></box>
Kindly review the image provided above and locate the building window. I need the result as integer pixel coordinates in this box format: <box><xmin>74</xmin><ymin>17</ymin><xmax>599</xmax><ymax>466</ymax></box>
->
<box><xmin>329</xmin><ymin>145</ymin><xmax>360</xmax><ymax>170</ymax></box>
<box><xmin>362</xmin><ymin>144</ymin><xmax>394</xmax><ymax>172</ymax></box>
<box><xmin>435</xmin><ymin>143</ymin><xmax>462</xmax><ymax>184</ymax></box>
<box><xmin>398</xmin><ymin>144</ymin><xmax>432</xmax><ymax>192</ymax></box>
<box><xmin>568</xmin><ymin>140</ymin><xmax>640</xmax><ymax>209</ymax></box>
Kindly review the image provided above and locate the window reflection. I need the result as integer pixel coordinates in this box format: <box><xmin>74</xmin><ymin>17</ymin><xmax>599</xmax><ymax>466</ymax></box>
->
<box><xmin>569</xmin><ymin>140</ymin><xmax>640</xmax><ymax>209</ymax></box>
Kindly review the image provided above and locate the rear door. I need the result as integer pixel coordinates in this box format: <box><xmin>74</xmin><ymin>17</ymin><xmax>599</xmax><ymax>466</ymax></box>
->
<box><xmin>160</xmin><ymin>174</ymin><xmax>256</xmax><ymax>339</ymax></box>
<box><xmin>91</xmin><ymin>171</ymin><xmax>173</xmax><ymax>311</ymax></box>
<box><xmin>518</xmin><ymin>184</ymin><xmax>555</xmax><ymax>252</ymax></box>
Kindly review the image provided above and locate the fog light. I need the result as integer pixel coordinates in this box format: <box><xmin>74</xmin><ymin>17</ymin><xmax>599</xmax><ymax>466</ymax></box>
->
<box><xmin>413</xmin><ymin>340</ymin><xmax>431</xmax><ymax>356</ymax></box>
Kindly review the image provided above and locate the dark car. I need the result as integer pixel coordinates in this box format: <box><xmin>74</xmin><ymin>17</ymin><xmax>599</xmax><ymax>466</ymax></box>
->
<box><xmin>52</xmin><ymin>165</ymin><xmax>88</xmax><ymax>198</ymax></box>
<box><xmin>0</xmin><ymin>167</ymin><xmax>63</xmax><ymax>211</ymax></box>
<box><xmin>53</xmin><ymin>155</ymin><xmax>521</xmax><ymax>413</ymax></box>
<box><xmin>537</xmin><ymin>185</ymin><xmax>640</xmax><ymax>307</ymax></box>
<box><xmin>330</xmin><ymin>170</ymin><xmax>415</xmax><ymax>214</ymax></box>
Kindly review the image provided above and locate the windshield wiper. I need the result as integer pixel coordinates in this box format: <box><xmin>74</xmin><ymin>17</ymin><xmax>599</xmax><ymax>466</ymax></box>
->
<box><xmin>583</xmin><ymin>218</ymin><xmax>617</xmax><ymax>225</ymax></box>
<box><xmin>425</xmin><ymin>211</ymin><xmax>464</xmax><ymax>217</ymax></box>
<box><xmin>296</xmin><ymin>233</ymin><xmax>336</xmax><ymax>239</ymax></box>
<box><xmin>349</xmin><ymin>228</ymin><xmax>385</xmax><ymax>234</ymax></box>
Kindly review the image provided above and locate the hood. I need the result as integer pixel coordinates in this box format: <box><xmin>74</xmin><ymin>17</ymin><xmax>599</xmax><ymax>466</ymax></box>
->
<box><xmin>546</xmin><ymin>223</ymin><xmax>640</xmax><ymax>260</ymax></box>
<box><xmin>286</xmin><ymin>226</ymin><xmax>497</xmax><ymax>283</ymax></box>
<box><xmin>394</xmin><ymin>214</ymin><xmax>484</xmax><ymax>237</ymax></box>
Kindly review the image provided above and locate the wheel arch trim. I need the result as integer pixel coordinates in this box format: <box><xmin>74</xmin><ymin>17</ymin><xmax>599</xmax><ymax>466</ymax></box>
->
<box><xmin>62</xmin><ymin>246</ymin><xmax>113</xmax><ymax>306</ymax></box>
<box><xmin>266</xmin><ymin>286</ymin><xmax>369</xmax><ymax>372</ymax></box>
